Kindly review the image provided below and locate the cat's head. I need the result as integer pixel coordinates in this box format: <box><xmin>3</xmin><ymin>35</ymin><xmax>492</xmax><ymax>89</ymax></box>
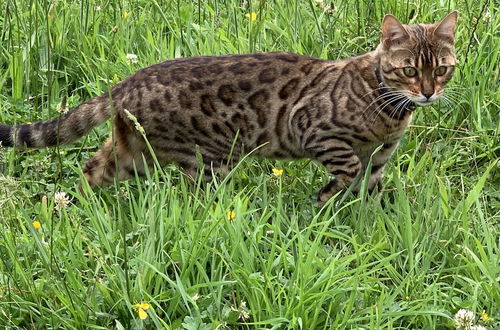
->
<box><xmin>377</xmin><ymin>11</ymin><xmax>457</xmax><ymax>107</ymax></box>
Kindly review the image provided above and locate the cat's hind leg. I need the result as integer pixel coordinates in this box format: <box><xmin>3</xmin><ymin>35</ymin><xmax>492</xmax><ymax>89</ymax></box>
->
<box><xmin>178</xmin><ymin>153</ymin><xmax>235</xmax><ymax>184</ymax></box>
<box><xmin>83</xmin><ymin>118</ymin><xmax>148</xmax><ymax>187</ymax></box>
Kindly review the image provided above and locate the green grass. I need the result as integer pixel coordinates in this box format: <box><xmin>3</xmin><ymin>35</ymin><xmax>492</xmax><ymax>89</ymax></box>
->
<box><xmin>0</xmin><ymin>0</ymin><xmax>498</xmax><ymax>328</ymax></box>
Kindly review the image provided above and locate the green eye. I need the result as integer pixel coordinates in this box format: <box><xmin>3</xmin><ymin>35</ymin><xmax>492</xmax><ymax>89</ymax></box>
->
<box><xmin>435</xmin><ymin>66</ymin><xmax>447</xmax><ymax>76</ymax></box>
<box><xmin>403</xmin><ymin>67</ymin><xmax>418</xmax><ymax>77</ymax></box>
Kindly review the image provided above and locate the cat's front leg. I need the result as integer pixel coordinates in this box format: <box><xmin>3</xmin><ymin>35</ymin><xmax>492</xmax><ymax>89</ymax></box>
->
<box><xmin>357</xmin><ymin>141</ymin><xmax>399</xmax><ymax>194</ymax></box>
<box><xmin>307</xmin><ymin>138</ymin><xmax>362</xmax><ymax>205</ymax></box>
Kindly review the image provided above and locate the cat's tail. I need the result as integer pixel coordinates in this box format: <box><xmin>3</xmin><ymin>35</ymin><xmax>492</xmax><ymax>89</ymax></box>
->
<box><xmin>0</xmin><ymin>95</ymin><xmax>111</xmax><ymax>148</ymax></box>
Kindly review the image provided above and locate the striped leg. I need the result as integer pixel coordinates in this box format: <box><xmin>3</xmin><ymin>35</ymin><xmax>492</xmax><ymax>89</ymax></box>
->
<box><xmin>309</xmin><ymin>138</ymin><xmax>362</xmax><ymax>205</ymax></box>
<box><xmin>83</xmin><ymin>137</ymin><xmax>148</xmax><ymax>187</ymax></box>
<box><xmin>357</xmin><ymin>141</ymin><xmax>399</xmax><ymax>194</ymax></box>
<box><xmin>83</xmin><ymin>116</ymin><xmax>150</xmax><ymax>187</ymax></box>
<box><xmin>175</xmin><ymin>150</ymin><xmax>235</xmax><ymax>184</ymax></box>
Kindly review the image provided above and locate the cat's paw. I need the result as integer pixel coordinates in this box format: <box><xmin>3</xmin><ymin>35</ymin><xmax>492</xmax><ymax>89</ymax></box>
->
<box><xmin>317</xmin><ymin>191</ymin><xmax>333</xmax><ymax>207</ymax></box>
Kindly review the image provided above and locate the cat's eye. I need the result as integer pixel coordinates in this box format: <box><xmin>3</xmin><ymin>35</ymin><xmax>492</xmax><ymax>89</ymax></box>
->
<box><xmin>434</xmin><ymin>66</ymin><xmax>447</xmax><ymax>76</ymax></box>
<box><xmin>403</xmin><ymin>67</ymin><xmax>418</xmax><ymax>77</ymax></box>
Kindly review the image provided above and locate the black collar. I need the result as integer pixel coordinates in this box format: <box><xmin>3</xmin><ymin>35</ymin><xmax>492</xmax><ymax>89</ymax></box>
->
<box><xmin>374</xmin><ymin>66</ymin><xmax>416</xmax><ymax>115</ymax></box>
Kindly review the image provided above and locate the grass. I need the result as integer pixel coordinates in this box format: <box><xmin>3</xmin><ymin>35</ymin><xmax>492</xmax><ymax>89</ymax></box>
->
<box><xmin>0</xmin><ymin>0</ymin><xmax>498</xmax><ymax>328</ymax></box>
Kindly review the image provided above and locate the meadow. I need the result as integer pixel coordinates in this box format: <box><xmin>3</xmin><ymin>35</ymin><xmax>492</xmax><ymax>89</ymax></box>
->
<box><xmin>0</xmin><ymin>0</ymin><xmax>498</xmax><ymax>328</ymax></box>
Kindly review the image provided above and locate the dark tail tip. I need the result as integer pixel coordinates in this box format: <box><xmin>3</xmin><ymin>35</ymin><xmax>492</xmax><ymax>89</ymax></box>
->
<box><xmin>0</xmin><ymin>124</ymin><xmax>12</xmax><ymax>147</ymax></box>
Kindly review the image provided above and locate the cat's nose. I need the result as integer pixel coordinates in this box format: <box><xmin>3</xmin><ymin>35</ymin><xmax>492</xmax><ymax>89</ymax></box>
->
<box><xmin>422</xmin><ymin>91</ymin><xmax>434</xmax><ymax>99</ymax></box>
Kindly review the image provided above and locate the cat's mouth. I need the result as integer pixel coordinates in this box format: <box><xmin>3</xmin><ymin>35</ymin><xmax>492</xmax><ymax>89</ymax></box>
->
<box><xmin>405</xmin><ymin>93</ymin><xmax>439</xmax><ymax>107</ymax></box>
<box><xmin>414</xmin><ymin>100</ymin><xmax>434</xmax><ymax>107</ymax></box>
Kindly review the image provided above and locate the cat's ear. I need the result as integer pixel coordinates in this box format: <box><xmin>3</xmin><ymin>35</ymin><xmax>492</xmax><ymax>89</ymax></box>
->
<box><xmin>433</xmin><ymin>11</ymin><xmax>458</xmax><ymax>42</ymax></box>
<box><xmin>381</xmin><ymin>14</ymin><xmax>410</xmax><ymax>48</ymax></box>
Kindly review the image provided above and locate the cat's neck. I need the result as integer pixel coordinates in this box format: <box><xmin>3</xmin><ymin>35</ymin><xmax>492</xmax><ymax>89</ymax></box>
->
<box><xmin>361</xmin><ymin>50</ymin><xmax>417</xmax><ymax>114</ymax></box>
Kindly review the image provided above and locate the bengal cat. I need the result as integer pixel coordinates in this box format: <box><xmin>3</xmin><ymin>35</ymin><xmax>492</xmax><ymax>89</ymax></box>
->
<box><xmin>0</xmin><ymin>12</ymin><xmax>457</xmax><ymax>204</ymax></box>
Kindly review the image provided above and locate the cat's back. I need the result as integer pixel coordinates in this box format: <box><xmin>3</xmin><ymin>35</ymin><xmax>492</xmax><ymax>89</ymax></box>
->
<box><xmin>143</xmin><ymin>51</ymin><xmax>318</xmax><ymax>82</ymax></box>
<box><xmin>121</xmin><ymin>52</ymin><xmax>315</xmax><ymax>88</ymax></box>
<box><xmin>111</xmin><ymin>52</ymin><xmax>329</xmax><ymax>139</ymax></box>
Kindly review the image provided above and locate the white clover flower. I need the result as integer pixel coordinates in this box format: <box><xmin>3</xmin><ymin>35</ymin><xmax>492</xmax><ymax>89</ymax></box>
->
<box><xmin>115</xmin><ymin>187</ymin><xmax>129</xmax><ymax>200</ymax></box>
<box><xmin>470</xmin><ymin>326</ymin><xmax>487</xmax><ymax>330</ymax></box>
<box><xmin>455</xmin><ymin>309</ymin><xmax>475</xmax><ymax>329</ymax></box>
<box><xmin>240</xmin><ymin>309</ymin><xmax>250</xmax><ymax>320</ymax></box>
<box><xmin>56</xmin><ymin>101</ymin><xmax>69</xmax><ymax>114</ymax></box>
<box><xmin>483</xmin><ymin>11</ymin><xmax>491</xmax><ymax>22</ymax></box>
<box><xmin>54</xmin><ymin>191</ymin><xmax>70</xmax><ymax>210</ymax></box>
<box><xmin>125</xmin><ymin>53</ymin><xmax>138</xmax><ymax>64</ymax></box>
<box><xmin>231</xmin><ymin>301</ymin><xmax>250</xmax><ymax>321</ymax></box>
<box><xmin>313</xmin><ymin>0</ymin><xmax>335</xmax><ymax>14</ymax></box>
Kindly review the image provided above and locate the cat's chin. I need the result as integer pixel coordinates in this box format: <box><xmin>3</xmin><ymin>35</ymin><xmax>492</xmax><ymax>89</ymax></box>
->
<box><xmin>414</xmin><ymin>100</ymin><xmax>435</xmax><ymax>107</ymax></box>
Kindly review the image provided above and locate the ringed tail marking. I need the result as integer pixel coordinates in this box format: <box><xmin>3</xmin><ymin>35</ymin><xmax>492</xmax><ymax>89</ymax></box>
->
<box><xmin>0</xmin><ymin>95</ymin><xmax>110</xmax><ymax>148</ymax></box>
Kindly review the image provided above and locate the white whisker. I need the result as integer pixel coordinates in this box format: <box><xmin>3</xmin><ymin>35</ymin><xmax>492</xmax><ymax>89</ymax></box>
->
<box><xmin>367</xmin><ymin>94</ymin><xmax>408</xmax><ymax>124</ymax></box>
<box><xmin>359</xmin><ymin>85</ymin><xmax>398</xmax><ymax>100</ymax></box>
<box><xmin>363</xmin><ymin>93</ymin><xmax>405</xmax><ymax>120</ymax></box>
<box><xmin>361</xmin><ymin>91</ymin><xmax>404</xmax><ymax>118</ymax></box>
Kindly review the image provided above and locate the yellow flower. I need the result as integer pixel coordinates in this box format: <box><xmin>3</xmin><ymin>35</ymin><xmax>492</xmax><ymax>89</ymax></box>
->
<box><xmin>245</xmin><ymin>12</ymin><xmax>257</xmax><ymax>21</ymax></box>
<box><xmin>481</xmin><ymin>310</ymin><xmax>493</xmax><ymax>323</ymax></box>
<box><xmin>226</xmin><ymin>210</ymin><xmax>236</xmax><ymax>221</ymax></box>
<box><xmin>134</xmin><ymin>302</ymin><xmax>150</xmax><ymax>320</ymax></box>
<box><xmin>123</xmin><ymin>11</ymin><xmax>130</xmax><ymax>19</ymax></box>
<box><xmin>32</xmin><ymin>221</ymin><xmax>42</xmax><ymax>229</ymax></box>
<box><xmin>272</xmin><ymin>168</ymin><xmax>283</xmax><ymax>176</ymax></box>
<box><xmin>138</xmin><ymin>308</ymin><xmax>147</xmax><ymax>320</ymax></box>
<box><xmin>136</xmin><ymin>302</ymin><xmax>150</xmax><ymax>309</ymax></box>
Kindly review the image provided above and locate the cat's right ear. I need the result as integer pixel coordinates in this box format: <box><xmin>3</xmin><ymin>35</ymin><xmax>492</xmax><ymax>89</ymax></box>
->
<box><xmin>433</xmin><ymin>11</ymin><xmax>458</xmax><ymax>43</ymax></box>
<box><xmin>381</xmin><ymin>14</ymin><xmax>410</xmax><ymax>48</ymax></box>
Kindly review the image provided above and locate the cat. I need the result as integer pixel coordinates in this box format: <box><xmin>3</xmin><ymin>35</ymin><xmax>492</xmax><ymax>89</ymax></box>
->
<box><xmin>0</xmin><ymin>12</ymin><xmax>457</xmax><ymax>204</ymax></box>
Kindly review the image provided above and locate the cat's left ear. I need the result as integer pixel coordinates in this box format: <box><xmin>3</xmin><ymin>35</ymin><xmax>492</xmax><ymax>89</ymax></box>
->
<box><xmin>381</xmin><ymin>14</ymin><xmax>410</xmax><ymax>48</ymax></box>
<box><xmin>433</xmin><ymin>11</ymin><xmax>458</xmax><ymax>42</ymax></box>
